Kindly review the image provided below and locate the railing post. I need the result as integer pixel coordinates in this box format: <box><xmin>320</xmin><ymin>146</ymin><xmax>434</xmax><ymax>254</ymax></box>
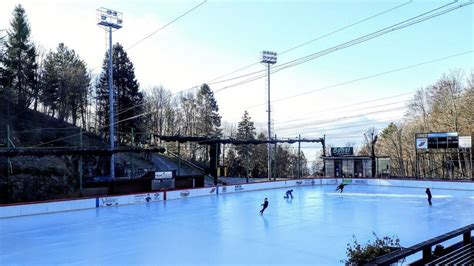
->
<box><xmin>463</xmin><ymin>231</ymin><xmax>472</xmax><ymax>245</ymax></box>
<box><xmin>422</xmin><ymin>246</ymin><xmax>432</xmax><ymax>263</ymax></box>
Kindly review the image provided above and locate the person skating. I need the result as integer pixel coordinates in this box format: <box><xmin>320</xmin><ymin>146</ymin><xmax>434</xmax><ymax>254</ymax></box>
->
<box><xmin>260</xmin><ymin>198</ymin><xmax>269</xmax><ymax>215</ymax></box>
<box><xmin>284</xmin><ymin>189</ymin><xmax>294</xmax><ymax>199</ymax></box>
<box><xmin>336</xmin><ymin>183</ymin><xmax>347</xmax><ymax>193</ymax></box>
<box><xmin>425</xmin><ymin>188</ymin><xmax>432</xmax><ymax>206</ymax></box>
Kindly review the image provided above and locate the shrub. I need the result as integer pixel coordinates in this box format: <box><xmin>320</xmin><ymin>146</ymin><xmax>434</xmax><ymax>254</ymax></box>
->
<box><xmin>343</xmin><ymin>233</ymin><xmax>401</xmax><ymax>265</ymax></box>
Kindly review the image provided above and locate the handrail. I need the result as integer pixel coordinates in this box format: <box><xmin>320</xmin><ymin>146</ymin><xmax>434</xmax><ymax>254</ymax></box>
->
<box><xmin>367</xmin><ymin>224</ymin><xmax>474</xmax><ymax>265</ymax></box>
<box><xmin>166</xmin><ymin>151</ymin><xmax>205</xmax><ymax>172</ymax></box>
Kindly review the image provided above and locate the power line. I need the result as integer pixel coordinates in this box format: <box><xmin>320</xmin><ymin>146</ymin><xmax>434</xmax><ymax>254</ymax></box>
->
<box><xmin>108</xmin><ymin>1</ymin><xmax>452</xmax><ymax>115</ymax></box>
<box><xmin>273</xmin><ymin>106</ymin><xmax>407</xmax><ymax>132</ymax></box>
<box><xmin>126</xmin><ymin>0</ymin><xmax>207</xmax><ymax>51</ymax></box>
<box><xmin>211</xmin><ymin>1</ymin><xmax>471</xmax><ymax>94</ymax></box>
<box><xmin>34</xmin><ymin>1</ymin><xmax>472</xmax><ymax>148</ymax></box>
<box><xmin>205</xmin><ymin>0</ymin><xmax>413</xmax><ymax>84</ymax></box>
<box><xmin>126</xmin><ymin>49</ymin><xmax>467</xmax><ymax>119</ymax></box>
<box><xmin>256</xmin><ymin>100</ymin><xmax>407</xmax><ymax>127</ymax></box>
<box><xmin>269</xmin><ymin>1</ymin><xmax>463</xmax><ymax>71</ymax></box>
<box><xmin>270</xmin><ymin>93</ymin><xmax>413</xmax><ymax>124</ymax></box>
<box><xmin>277</xmin><ymin>116</ymin><xmax>403</xmax><ymax>135</ymax></box>
<box><xmin>245</xmin><ymin>51</ymin><xmax>471</xmax><ymax>109</ymax></box>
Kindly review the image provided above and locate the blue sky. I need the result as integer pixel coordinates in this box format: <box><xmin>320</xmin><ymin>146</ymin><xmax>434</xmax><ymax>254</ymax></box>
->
<box><xmin>1</xmin><ymin>0</ymin><xmax>473</xmax><ymax>159</ymax></box>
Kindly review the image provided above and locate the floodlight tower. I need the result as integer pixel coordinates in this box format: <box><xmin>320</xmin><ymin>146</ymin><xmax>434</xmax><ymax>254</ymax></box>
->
<box><xmin>261</xmin><ymin>51</ymin><xmax>277</xmax><ymax>181</ymax></box>
<box><xmin>97</xmin><ymin>7</ymin><xmax>123</xmax><ymax>180</ymax></box>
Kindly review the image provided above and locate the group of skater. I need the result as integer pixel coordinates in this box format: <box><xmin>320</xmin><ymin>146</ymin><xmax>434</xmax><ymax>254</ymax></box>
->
<box><xmin>259</xmin><ymin>183</ymin><xmax>434</xmax><ymax>215</ymax></box>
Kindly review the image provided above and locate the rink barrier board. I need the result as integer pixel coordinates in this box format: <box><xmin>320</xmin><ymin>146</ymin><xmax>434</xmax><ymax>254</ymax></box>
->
<box><xmin>335</xmin><ymin>178</ymin><xmax>474</xmax><ymax>191</ymax></box>
<box><xmin>1</xmin><ymin>178</ymin><xmax>473</xmax><ymax>218</ymax></box>
<box><xmin>166</xmin><ymin>187</ymin><xmax>217</xmax><ymax>200</ymax></box>
<box><xmin>96</xmin><ymin>192</ymin><xmax>164</xmax><ymax>207</ymax></box>
<box><xmin>0</xmin><ymin>198</ymin><xmax>96</xmax><ymax>218</ymax></box>
<box><xmin>0</xmin><ymin>192</ymin><xmax>164</xmax><ymax>218</ymax></box>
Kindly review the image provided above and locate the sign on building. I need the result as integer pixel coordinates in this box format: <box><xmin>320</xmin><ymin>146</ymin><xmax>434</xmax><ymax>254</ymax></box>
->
<box><xmin>331</xmin><ymin>147</ymin><xmax>353</xmax><ymax>156</ymax></box>
<box><xmin>155</xmin><ymin>171</ymin><xmax>173</xmax><ymax>179</ymax></box>
<box><xmin>459</xmin><ymin>136</ymin><xmax>472</xmax><ymax>148</ymax></box>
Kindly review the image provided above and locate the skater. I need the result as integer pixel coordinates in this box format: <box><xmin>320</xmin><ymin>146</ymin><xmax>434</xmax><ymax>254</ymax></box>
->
<box><xmin>336</xmin><ymin>183</ymin><xmax>347</xmax><ymax>193</ymax></box>
<box><xmin>425</xmin><ymin>188</ymin><xmax>432</xmax><ymax>206</ymax></box>
<box><xmin>260</xmin><ymin>198</ymin><xmax>269</xmax><ymax>215</ymax></box>
<box><xmin>284</xmin><ymin>189</ymin><xmax>294</xmax><ymax>199</ymax></box>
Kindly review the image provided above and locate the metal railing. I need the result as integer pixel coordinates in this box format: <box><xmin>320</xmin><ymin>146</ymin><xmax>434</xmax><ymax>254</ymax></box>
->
<box><xmin>367</xmin><ymin>224</ymin><xmax>474</xmax><ymax>265</ymax></box>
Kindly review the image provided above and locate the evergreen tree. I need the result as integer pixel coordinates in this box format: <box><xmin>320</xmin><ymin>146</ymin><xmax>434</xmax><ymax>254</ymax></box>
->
<box><xmin>236</xmin><ymin>110</ymin><xmax>256</xmax><ymax>176</ymax></box>
<box><xmin>96</xmin><ymin>43</ymin><xmax>143</xmax><ymax>144</ymax></box>
<box><xmin>250</xmin><ymin>132</ymin><xmax>268</xmax><ymax>178</ymax></box>
<box><xmin>196</xmin><ymin>83</ymin><xmax>222</xmax><ymax>137</ymax></box>
<box><xmin>2</xmin><ymin>5</ymin><xmax>37</xmax><ymax>108</ymax></box>
<box><xmin>40</xmin><ymin>43</ymin><xmax>90</xmax><ymax>125</ymax></box>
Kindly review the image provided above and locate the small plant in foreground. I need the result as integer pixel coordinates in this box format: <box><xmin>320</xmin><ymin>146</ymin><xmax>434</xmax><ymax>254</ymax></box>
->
<box><xmin>343</xmin><ymin>233</ymin><xmax>401</xmax><ymax>265</ymax></box>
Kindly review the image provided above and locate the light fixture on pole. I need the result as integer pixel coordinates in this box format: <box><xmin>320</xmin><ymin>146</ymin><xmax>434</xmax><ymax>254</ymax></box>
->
<box><xmin>261</xmin><ymin>50</ymin><xmax>277</xmax><ymax>181</ymax></box>
<box><xmin>97</xmin><ymin>7</ymin><xmax>123</xmax><ymax>180</ymax></box>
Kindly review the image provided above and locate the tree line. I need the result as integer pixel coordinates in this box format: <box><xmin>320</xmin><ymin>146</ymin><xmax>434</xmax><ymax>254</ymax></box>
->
<box><xmin>1</xmin><ymin>5</ymin><xmax>306</xmax><ymax>177</ymax></box>
<box><xmin>361</xmin><ymin>71</ymin><xmax>473</xmax><ymax>178</ymax></box>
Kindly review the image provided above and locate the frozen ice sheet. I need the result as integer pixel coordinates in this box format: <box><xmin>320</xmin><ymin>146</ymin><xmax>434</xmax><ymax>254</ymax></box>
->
<box><xmin>0</xmin><ymin>185</ymin><xmax>473</xmax><ymax>265</ymax></box>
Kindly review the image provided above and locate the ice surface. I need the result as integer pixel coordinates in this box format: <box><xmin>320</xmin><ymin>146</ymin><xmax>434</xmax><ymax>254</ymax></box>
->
<box><xmin>0</xmin><ymin>185</ymin><xmax>473</xmax><ymax>265</ymax></box>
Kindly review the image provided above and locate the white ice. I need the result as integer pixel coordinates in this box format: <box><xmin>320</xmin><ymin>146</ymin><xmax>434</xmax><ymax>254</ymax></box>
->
<box><xmin>0</xmin><ymin>185</ymin><xmax>473</xmax><ymax>265</ymax></box>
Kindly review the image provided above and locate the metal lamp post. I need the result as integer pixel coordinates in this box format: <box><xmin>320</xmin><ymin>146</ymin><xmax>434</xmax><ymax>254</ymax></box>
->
<box><xmin>97</xmin><ymin>7</ymin><xmax>123</xmax><ymax>180</ymax></box>
<box><xmin>261</xmin><ymin>50</ymin><xmax>277</xmax><ymax>181</ymax></box>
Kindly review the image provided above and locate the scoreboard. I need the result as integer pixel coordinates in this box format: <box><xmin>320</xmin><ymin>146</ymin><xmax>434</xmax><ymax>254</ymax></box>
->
<box><xmin>426</xmin><ymin>132</ymin><xmax>458</xmax><ymax>149</ymax></box>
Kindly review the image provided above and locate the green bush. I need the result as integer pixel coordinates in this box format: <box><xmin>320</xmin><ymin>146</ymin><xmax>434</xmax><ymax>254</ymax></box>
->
<box><xmin>343</xmin><ymin>233</ymin><xmax>401</xmax><ymax>265</ymax></box>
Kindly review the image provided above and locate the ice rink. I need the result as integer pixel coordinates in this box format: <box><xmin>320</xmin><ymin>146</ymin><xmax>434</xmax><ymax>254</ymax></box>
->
<box><xmin>1</xmin><ymin>184</ymin><xmax>473</xmax><ymax>265</ymax></box>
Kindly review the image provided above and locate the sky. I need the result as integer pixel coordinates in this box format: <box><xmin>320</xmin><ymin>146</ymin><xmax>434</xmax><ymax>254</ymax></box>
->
<box><xmin>1</xmin><ymin>0</ymin><xmax>473</xmax><ymax>161</ymax></box>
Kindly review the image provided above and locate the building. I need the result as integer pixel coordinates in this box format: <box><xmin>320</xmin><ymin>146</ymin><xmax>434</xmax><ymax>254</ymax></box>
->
<box><xmin>323</xmin><ymin>147</ymin><xmax>390</xmax><ymax>178</ymax></box>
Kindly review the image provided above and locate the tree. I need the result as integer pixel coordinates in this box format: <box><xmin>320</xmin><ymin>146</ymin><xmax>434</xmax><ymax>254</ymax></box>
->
<box><xmin>376</xmin><ymin>71</ymin><xmax>473</xmax><ymax>179</ymax></box>
<box><xmin>378</xmin><ymin>123</ymin><xmax>406</xmax><ymax>176</ymax></box>
<box><xmin>144</xmin><ymin>86</ymin><xmax>172</xmax><ymax>137</ymax></box>
<box><xmin>251</xmin><ymin>132</ymin><xmax>268</xmax><ymax>178</ymax></box>
<box><xmin>96</xmin><ymin>43</ymin><xmax>143</xmax><ymax>144</ymax></box>
<box><xmin>196</xmin><ymin>84</ymin><xmax>222</xmax><ymax>137</ymax></box>
<box><xmin>226</xmin><ymin>148</ymin><xmax>243</xmax><ymax>177</ymax></box>
<box><xmin>236</xmin><ymin>111</ymin><xmax>256</xmax><ymax>177</ymax></box>
<box><xmin>2</xmin><ymin>5</ymin><xmax>37</xmax><ymax>108</ymax></box>
<box><xmin>40</xmin><ymin>43</ymin><xmax>90</xmax><ymax>125</ymax></box>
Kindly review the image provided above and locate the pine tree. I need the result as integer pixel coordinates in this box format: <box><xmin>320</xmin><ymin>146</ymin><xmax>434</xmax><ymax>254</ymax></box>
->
<box><xmin>236</xmin><ymin>111</ymin><xmax>256</xmax><ymax>177</ymax></box>
<box><xmin>196</xmin><ymin>83</ymin><xmax>222</xmax><ymax>137</ymax></box>
<box><xmin>40</xmin><ymin>43</ymin><xmax>90</xmax><ymax>125</ymax></box>
<box><xmin>2</xmin><ymin>5</ymin><xmax>37</xmax><ymax>108</ymax></box>
<box><xmin>250</xmin><ymin>132</ymin><xmax>268</xmax><ymax>178</ymax></box>
<box><xmin>96</xmin><ymin>43</ymin><xmax>143</xmax><ymax>144</ymax></box>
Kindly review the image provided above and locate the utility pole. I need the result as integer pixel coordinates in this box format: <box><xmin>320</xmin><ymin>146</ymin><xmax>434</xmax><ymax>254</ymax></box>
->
<box><xmin>371</xmin><ymin>132</ymin><xmax>378</xmax><ymax>178</ymax></box>
<box><xmin>274</xmin><ymin>134</ymin><xmax>277</xmax><ymax>180</ymax></box>
<box><xmin>322</xmin><ymin>135</ymin><xmax>326</xmax><ymax>177</ymax></box>
<box><xmin>298</xmin><ymin>134</ymin><xmax>301</xmax><ymax>179</ymax></box>
<box><xmin>261</xmin><ymin>50</ymin><xmax>277</xmax><ymax>181</ymax></box>
<box><xmin>79</xmin><ymin>128</ymin><xmax>83</xmax><ymax>192</ymax></box>
<box><xmin>130</xmin><ymin>127</ymin><xmax>134</xmax><ymax>178</ymax></box>
<box><xmin>415</xmin><ymin>133</ymin><xmax>419</xmax><ymax>179</ymax></box>
<box><xmin>97</xmin><ymin>7</ymin><xmax>123</xmax><ymax>180</ymax></box>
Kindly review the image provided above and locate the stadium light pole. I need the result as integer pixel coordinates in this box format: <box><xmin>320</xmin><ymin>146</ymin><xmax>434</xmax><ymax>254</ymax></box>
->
<box><xmin>261</xmin><ymin>51</ymin><xmax>277</xmax><ymax>181</ymax></box>
<box><xmin>97</xmin><ymin>8</ymin><xmax>123</xmax><ymax>180</ymax></box>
